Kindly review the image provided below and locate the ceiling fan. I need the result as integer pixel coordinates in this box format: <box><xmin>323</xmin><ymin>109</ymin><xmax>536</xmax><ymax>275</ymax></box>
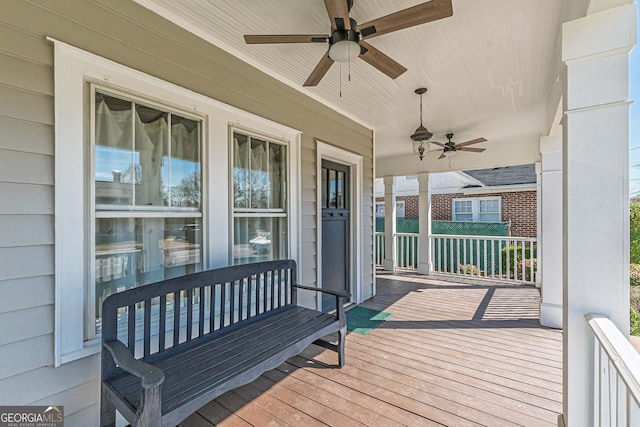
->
<box><xmin>244</xmin><ymin>0</ymin><xmax>453</xmax><ymax>86</ymax></box>
<box><xmin>431</xmin><ymin>133</ymin><xmax>487</xmax><ymax>159</ymax></box>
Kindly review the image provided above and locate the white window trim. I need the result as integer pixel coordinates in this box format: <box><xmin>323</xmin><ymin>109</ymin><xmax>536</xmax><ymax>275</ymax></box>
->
<box><xmin>452</xmin><ymin>196</ymin><xmax>502</xmax><ymax>222</ymax></box>
<box><xmin>316</xmin><ymin>141</ymin><xmax>363</xmax><ymax>308</ymax></box>
<box><xmin>51</xmin><ymin>38</ymin><xmax>300</xmax><ymax>366</ymax></box>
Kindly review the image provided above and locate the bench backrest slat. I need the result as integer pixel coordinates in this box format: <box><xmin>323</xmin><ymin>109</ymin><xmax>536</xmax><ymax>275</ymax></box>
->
<box><xmin>102</xmin><ymin>260</ymin><xmax>297</xmax><ymax>370</ymax></box>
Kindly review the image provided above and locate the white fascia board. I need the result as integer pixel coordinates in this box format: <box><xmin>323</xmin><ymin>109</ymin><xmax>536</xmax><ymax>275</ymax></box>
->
<box><xmin>461</xmin><ymin>184</ymin><xmax>537</xmax><ymax>195</ymax></box>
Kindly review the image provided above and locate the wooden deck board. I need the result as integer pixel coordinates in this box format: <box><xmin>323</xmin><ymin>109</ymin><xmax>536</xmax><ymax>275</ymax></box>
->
<box><xmin>183</xmin><ymin>272</ymin><xmax>563</xmax><ymax>426</ymax></box>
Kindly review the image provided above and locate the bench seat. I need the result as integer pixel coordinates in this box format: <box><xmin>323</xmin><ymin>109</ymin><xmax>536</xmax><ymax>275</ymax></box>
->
<box><xmin>104</xmin><ymin>306</ymin><xmax>338</xmax><ymax>426</ymax></box>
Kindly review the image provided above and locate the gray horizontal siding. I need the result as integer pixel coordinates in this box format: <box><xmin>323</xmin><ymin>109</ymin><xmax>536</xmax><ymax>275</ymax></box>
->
<box><xmin>0</xmin><ymin>0</ymin><xmax>374</xmax><ymax>423</ymax></box>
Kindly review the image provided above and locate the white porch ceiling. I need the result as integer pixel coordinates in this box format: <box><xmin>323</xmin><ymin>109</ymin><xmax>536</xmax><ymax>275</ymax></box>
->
<box><xmin>137</xmin><ymin>0</ymin><xmax>570</xmax><ymax>162</ymax></box>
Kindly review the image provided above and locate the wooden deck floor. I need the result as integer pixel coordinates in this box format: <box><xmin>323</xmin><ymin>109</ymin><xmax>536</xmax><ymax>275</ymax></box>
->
<box><xmin>182</xmin><ymin>272</ymin><xmax>563</xmax><ymax>426</ymax></box>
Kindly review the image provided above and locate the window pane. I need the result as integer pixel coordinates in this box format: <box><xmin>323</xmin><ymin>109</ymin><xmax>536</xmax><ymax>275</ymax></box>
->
<box><xmin>375</xmin><ymin>203</ymin><xmax>385</xmax><ymax>217</ymax></box>
<box><xmin>168</xmin><ymin>115</ymin><xmax>201</xmax><ymax>207</ymax></box>
<box><xmin>329</xmin><ymin>169</ymin><xmax>337</xmax><ymax>209</ymax></box>
<box><xmin>396</xmin><ymin>201</ymin><xmax>405</xmax><ymax>218</ymax></box>
<box><xmin>480</xmin><ymin>199</ymin><xmax>499</xmax><ymax>213</ymax></box>
<box><xmin>233</xmin><ymin>133</ymin><xmax>250</xmax><ymax>208</ymax></box>
<box><xmin>269</xmin><ymin>143</ymin><xmax>286</xmax><ymax>209</ymax></box>
<box><xmin>135</xmin><ymin>104</ymin><xmax>168</xmax><ymax>207</ymax></box>
<box><xmin>455</xmin><ymin>213</ymin><xmax>473</xmax><ymax>221</ymax></box>
<box><xmin>95</xmin><ymin>93</ymin><xmax>135</xmax><ymax>206</ymax></box>
<box><xmin>321</xmin><ymin>168</ymin><xmax>328</xmax><ymax>209</ymax></box>
<box><xmin>479</xmin><ymin>213</ymin><xmax>500</xmax><ymax>222</ymax></box>
<box><xmin>250</xmin><ymin>138</ymin><xmax>269</xmax><ymax>209</ymax></box>
<box><xmin>337</xmin><ymin>171</ymin><xmax>345</xmax><ymax>209</ymax></box>
<box><xmin>94</xmin><ymin>217</ymin><xmax>202</xmax><ymax>335</ymax></box>
<box><xmin>454</xmin><ymin>200</ymin><xmax>472</xmax><ymax>213</ymax></box>
<box><xmin>233</xmin><ymin>217</ymin><xmax>287</xmax><ymax>264</ymax></box>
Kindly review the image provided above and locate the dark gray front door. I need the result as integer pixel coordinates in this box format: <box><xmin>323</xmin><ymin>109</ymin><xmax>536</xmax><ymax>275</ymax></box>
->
<box><xmin>321</xmin><ymin>159</ymin><xmax>350</xmax><ymax>312</ymax></box>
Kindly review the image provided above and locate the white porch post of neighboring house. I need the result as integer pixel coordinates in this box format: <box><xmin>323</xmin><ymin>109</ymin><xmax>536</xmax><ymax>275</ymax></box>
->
<box><xmin>535</xmin><ymin>161</ymin><xmax>542</xmax><ymax>290</ymax></box>
<box><xmin>417</xmin><ymin>173</ymin><xmax>432</xmax><ymax>274</ymax></box>
<box><xmin>561</xmin><ymin>2</ymin><xmax>635</xmax><ymax>425</ymax></box>
<box><xmin>383</xmin><ymin>176</ymin><xmax>397</xmax><ymax>271</ymax></box>
<box><xmin>539</xmin><ymin>136</ymin><xmax>563</xmax><ymax>329</ymax></box>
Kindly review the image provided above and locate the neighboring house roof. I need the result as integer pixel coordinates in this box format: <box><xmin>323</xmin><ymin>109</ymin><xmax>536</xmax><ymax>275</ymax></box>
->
<box><xmin>462</xmin><ymin>164</ymin><xmax>537</xmax><ymax>188</ymax></box>
<box><xmin>375</xmin><ymin>164</ymin><xmax>536</xmax><ymax>197</ymax></box>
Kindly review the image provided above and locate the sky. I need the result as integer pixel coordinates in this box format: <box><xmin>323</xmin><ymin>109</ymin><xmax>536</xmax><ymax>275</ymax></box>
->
<box><xmin>629</xmin><ymin>5</ymin><xmax>640</xmax><ymax>198</ymax></box>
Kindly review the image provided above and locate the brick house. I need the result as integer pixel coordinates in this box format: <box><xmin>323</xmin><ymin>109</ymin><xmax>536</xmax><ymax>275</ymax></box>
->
<box><xmin>375</xmin><ymin>164</ymin><xmax>537</xmax><ymax>237</ymax></box>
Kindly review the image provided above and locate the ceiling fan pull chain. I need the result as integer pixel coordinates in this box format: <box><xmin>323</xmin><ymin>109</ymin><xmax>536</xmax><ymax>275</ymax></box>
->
<box><xmin>348</xmin><ymin>44</ymin><xmax>351</xmax><ymax>82</ymax></box>
<box><xmin>339</xmin><ymin>61</ymin><xmax>342</xmax><ymax>98</ymax></box>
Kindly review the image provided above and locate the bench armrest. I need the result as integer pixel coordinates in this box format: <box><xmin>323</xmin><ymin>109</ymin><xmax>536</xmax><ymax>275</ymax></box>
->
<box><xmin>293</xmin><ymin>284</ymin><xmax>351</xmax><ymax>299</ymax></box>
<box><xmin>103</xmin><ymin>339</ymin><xmax>165</xmax><ymax>389</ymax></box>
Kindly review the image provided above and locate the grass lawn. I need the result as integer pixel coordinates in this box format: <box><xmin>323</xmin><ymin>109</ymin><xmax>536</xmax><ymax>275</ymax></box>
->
<box><xmin>632</xmin><ymin>286</ymin><xmax>640</xmax><ymax>336</ymax></box>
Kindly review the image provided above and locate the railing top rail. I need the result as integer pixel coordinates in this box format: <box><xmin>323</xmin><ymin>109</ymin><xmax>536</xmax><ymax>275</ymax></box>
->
<box><xmin>374</xmin><ymin>231</ymin><xmax>385</xmax><ymax>235</ymax></box>
<box><xmin>394</xmin><ymin>232</ymin><xmax>419</xmax><ymax>237</ymax></box>
<box><xmin>429</xmin><ymin>234</ymin><xmax>536</xmax><ymax>242</ymax></box>
<box><xmin>586</xmin><ymin>313</ymin><xmax>640</xmax><ymax>406</ymax></box>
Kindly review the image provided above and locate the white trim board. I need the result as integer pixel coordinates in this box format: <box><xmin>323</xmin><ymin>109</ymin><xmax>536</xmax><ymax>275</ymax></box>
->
<box><xmin>316</xmin><ymin>141</ymin><xmax>364</xmax><ymax>308</ymax></box>
<box><xmin>50</xmin><ymin>38</ymin><xmax>301</xmax><ymax>366</ymax></box>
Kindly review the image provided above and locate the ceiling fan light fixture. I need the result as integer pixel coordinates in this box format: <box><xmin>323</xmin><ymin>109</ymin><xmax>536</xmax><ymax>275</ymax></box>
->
<box><xmin>443</xmin><ymin>150</ymin><xmax>457</xmax><ymax>157</ymax></box>
<box><xmin>329</xmin><ymin>29</ymin><xmax>360</xmax><ymax>62</ymax></box>
<box><xmin>329</xmin><ymin>40</ymin><xmax>360</xmax><ymax>61</ymax></box>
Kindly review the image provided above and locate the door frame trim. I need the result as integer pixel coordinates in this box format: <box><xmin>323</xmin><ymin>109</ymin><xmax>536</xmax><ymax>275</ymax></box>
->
<box><xmin>316</xmin><ymin>140</ymin><xmax>363</xmax><ymax>310</ymax></box>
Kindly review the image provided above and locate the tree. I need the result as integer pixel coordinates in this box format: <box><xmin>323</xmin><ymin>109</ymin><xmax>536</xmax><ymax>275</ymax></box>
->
<box><xmin>631</xmin><ymin>201</ymin><xmax>640</xmax><ymax>264</ymax></box>
<box><xmin>169</xmin><ymin>171</ymin><xmax>201</xmax><ymax>207</ymax></box>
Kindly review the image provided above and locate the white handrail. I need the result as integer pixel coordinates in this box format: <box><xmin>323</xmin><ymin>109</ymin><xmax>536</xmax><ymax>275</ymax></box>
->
<box><xmin>586</xmin><ymin>313</ymin><xmax>640</xmax><ymax>426</ymax></box>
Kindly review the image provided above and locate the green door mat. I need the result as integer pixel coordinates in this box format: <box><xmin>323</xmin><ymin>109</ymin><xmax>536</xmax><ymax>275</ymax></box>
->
<box><xmin>346</xmin><ymin>306</ymin><xmax>392</xmax><ymax>335</ymax></box>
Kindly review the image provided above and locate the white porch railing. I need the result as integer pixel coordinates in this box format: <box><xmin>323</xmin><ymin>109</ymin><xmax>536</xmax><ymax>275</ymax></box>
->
<box><xmin>586</xmin><ymin>314</ymin><xmax>640</xmax><ymax>426</ymax></box>
<box><xmin>430</xmin><ymin>234</ymin><xmax>537</xmax><ymax>284</ymax></box>
<box><xmin>374</xmin><ymin>232</ymin><xmax>538</xmax><ymax>284</ymax></box>
<box><xmin>374</xmin><ymin>232</ymin><xmax>385</xmax><ymax>267</ymax></box>
<box><xmin>395</xmin><ymin>233</ymin><xmax>418</xmax><ymax>271</ymax></box>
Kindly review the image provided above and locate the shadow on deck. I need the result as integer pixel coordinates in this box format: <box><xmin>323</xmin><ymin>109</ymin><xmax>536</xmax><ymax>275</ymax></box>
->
<box><xmin>183</xmin><ymin>272</ymin><xmax>563</xmax><ymax>426</ymax></box>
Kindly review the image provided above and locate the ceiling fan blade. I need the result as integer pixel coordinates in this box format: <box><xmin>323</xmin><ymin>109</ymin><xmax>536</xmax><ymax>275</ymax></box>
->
<box><xmin>303</xmin><ymin>52</ymin><xmax>334</xmax><ymax>87</ymax></box>
<box><xmin>359</xmin><ymin>41</ymin><xmax>407</xmax><ymax>79</ymax></box>
<box><xmin>457</xmin><ymin>147</ymin><xmax>486</xmax><ymax>153</ymax></box>
<box><xmin>358</xmin><ymin>0</ymin><xmax>453</xmax><ymax>39</ymax></box>
<box><xmin>244</xmin><ymin>35</ymin><xmax>329</xmax><ymax>44</ymax></box>
<box><xmin>438</xmin><ymin>152</ymin><xmax>446</xmax><ymax>160</ymax></box>
<box><xmin>429</xmin><ymin>141</ymin><xmax>446</xmax><ymax>148</ymax></box>
<box><xmin>456</xmin><ymin>137</ymin><xmax>487</xmax><ymax>147</ymax></box>
<box><xmin>324</xmin><ymin>0</ymin><xmax>351</xmax><ymax>30</ymax></box>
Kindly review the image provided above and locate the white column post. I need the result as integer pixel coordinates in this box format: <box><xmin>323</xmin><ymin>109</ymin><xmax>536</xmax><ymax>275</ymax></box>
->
<box><xmin>417</xmin><ymin>173</ymin><xmax>432</xmax><ymax>274</ymax></box>
<box><xmin>535</xmin><ymin>161</ymin><xmax>542</xmax><ymax>289</ymax></box>
<box><xmin>539</xmin><ymin>136</ymin><xmax>563</xmax><ymax>329</ymax></box>
<box><xmin>561</xmin><ymin>2</ymin><xmax>635</xmax><ymax>425</ymax></box>
<box><xmin>383</xmin><ymin>176</ymin><xmax>397</xmax><ymax>271</ymax></box>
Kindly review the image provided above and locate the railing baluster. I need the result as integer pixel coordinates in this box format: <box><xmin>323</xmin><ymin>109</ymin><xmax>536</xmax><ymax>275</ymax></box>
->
<box><xmin>173</xmin><ymin>291</ymin><xmax>180</xmax><ymax>346</ymax></box>
<box><xmin>219</xmin><ymin>283</ymin><xmax>226</xmax><ymax>328</ymax></box>
<box><xmin>209</xmin><ymin>284</ymin><xmax>216</xmax><ymax>332</ymax></box>
<box><xmin>186</xmin><ymin>288</ymin><xmax>193</xmax><ymax>341</ymax></box>
<box><xmin>198</xmin><ymin>287</ymin><xmax>205</xmax><ymax>337</ymax></box>
<box><xmin>143</xmin><ymin>298</ymin><xmax>151</xmax><ymax>357</ymax></box>
<box><xmin>128</xmin><ymin>303</ymin><xmax>136</xmax><ymax>355</ymax></box>
<box><xmin>159</xmin><ymin>294</ymin><xmax>166</xmax><ymax>352</ymax></box>
<box><xmin>476</xmin><ymin>238</ymin><xmax>481</xmax><ymax>277</ymax></box>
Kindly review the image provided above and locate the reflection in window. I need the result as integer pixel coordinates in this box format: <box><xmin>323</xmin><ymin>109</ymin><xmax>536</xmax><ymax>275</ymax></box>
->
<box><xmin>92</xmin><ymin>90</ymin><xmax>203</xmax><ymax>338</ymax></box>
<box><xmin>94</xmin><ymin>92</ymin><xmax>201</xmax><ymax>209</ymax></box>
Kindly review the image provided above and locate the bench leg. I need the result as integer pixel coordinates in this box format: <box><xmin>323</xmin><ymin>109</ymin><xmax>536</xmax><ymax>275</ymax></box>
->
<box><xmin>338</xmin><ymin>327</ymin><xmax>346</xmax><ymax>368</ymax></box>
<box><xmin>134</xmin><ymin>386</ymin><xmax>162</xmax><ymax>427</ymax></box>
<box><xmin>100</xmin><ymin>387</ymin><xmax>116</xmax><ymax>427</ymax></box>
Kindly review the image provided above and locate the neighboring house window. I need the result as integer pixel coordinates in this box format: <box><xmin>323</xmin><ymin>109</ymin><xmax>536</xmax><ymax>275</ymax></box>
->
<box><xmin>452</xmin><ymin>197</ymin><xmax>501</xmax><ymax>222</ymax></box>
<box><xmin>375</xmin><ymin>201</ymin><xmax>405</xmax><ymax>218</ymax></box>
<box><xmin>91</xmin><ymin>89</ymin><xmax>203</xmax><ymax>339</ymax></box>
<box><xmin>232</xmin><ymin>130</ymin><xmax>288</xmax><ymax>264</ymax></box>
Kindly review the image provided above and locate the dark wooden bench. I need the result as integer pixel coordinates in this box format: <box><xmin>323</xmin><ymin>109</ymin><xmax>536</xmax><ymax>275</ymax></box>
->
<box><xmin>100</xmin><ymin>259</ymin><xmax>349</xmax><ymax>427</ymax></box>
